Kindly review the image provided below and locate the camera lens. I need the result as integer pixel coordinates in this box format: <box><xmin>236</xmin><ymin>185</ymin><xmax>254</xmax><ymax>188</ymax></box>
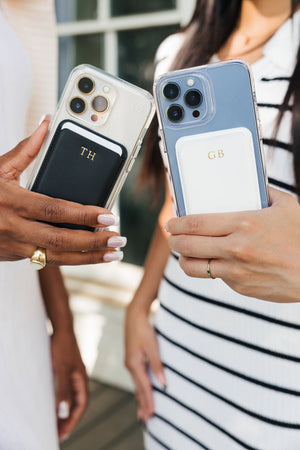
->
<box><xmin>70</xmin><ymin>97</ymin><xmax>86</xmax><ymax>114</ymax></box>
<box><xmin>167</xmin><ymin>105</ymin><xmax>184</xmax><ymax>123</ymax></box>
<box><xmin>92</xmin><ymin>95</ymin><xmax>108</xmax><ymax>113</ymax></box>
<box><xmin>78</xmin><ymin>77</ymin><xmax>94</xmax><ymax>94</ymax></box>
<box><xmin>163</xmin><ymin>83</ymin><xmax>180</xmax><ymax>100</ymax></box>
<box><xmin>184</xmin><ymin>89</ymin><xmax>203</xmax><ymax>108</ymax></box>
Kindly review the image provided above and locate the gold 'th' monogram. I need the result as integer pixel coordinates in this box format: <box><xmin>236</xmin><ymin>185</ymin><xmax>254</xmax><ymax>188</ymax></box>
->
<box><xmin>81</xmin><ymin>146</ymin><xmax>96</xmax><ymax>161</ymax></box>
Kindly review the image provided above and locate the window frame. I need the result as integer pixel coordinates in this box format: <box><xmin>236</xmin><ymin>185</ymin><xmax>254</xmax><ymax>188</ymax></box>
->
<box><xmin>56</xmin><ymin>0</ymin><xmax>195</xmax><ymax>76</ymax></box>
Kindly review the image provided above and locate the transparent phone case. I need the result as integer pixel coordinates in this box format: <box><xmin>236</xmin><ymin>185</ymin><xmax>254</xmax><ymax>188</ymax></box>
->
<box><xmin>154</xmin><ymin>60</ymin><xmax>269</xmax><ymax>216</ymax></box>
<box><xmin>27</xmin><ymin>64</ymin><xmax>155</xmax><ymax>212</ymax></box>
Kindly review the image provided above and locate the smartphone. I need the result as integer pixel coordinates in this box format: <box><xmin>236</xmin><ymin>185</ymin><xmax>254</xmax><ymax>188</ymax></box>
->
<box><xmin>154</xmin><ymin>60</ymin><xmax>269</xmax><ymax>216</ymax></box>
<box><xmin>27</xmin><ymin>64</ymin><xmax>155</xmax><ymax>229</ymax></box>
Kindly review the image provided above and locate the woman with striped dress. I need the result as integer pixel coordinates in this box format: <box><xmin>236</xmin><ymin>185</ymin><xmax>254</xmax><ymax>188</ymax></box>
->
<box><xmin>125</xmin><ymin>0</ymin><xmax>300</xmax><ymax>448</ymax></box>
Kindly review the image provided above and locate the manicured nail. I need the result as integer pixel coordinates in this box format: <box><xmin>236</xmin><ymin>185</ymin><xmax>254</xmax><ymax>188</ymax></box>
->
<box><xmin>164</xmin><ymin>222</ymin><xmax>169</xmax><ymax>232</ymax></box>
<box><xmin>98</xmin><ymin>214</ymin><xmax>120</xmax><ymax>226</ymax></box>
<box><xmin>103</xmin><ymin>251</ymin><xmax>123</xmax><ymax>262</ymax></box>
<box><xmin>38</xmin><ymin>113</ymin><xmax>52</xmax><ymax>126</ymax></box>
<box><xmin>137</xmin><ymin>410</ymin><xmax>146</xmax><ymax>423</ymax></box>
<box><xmin>156</xmin><ymin>371</ymin><xmax>167</xmax><ymax>388</ymax></box>
<box><xmin>58</xmin><ymin>401</ymin><xmax>70</xmax><ymax>419</ymax></box>
<box><xmin>61</xmin><ymin>434</ymin><xmax>70</xmax><ymax>442</ymax></box>
<box><xmin>107</xmin><ymin>236</ymin><xmax>127</xmax><ymax>248</ymax></box>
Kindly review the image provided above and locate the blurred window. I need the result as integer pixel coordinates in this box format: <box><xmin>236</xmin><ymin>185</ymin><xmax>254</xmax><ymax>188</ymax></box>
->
<box><xmin>55</xmin><ymin>0</ymin><xmax>195</xmax><ymax>266</ymax></box>
<box><xmin>58</xmin><ymin>34</ymin><xmax>104</xmax><ymax>97</ymax></box>
<box><xmin>56</xmin><ymin>0</ymin><xmax>97</xmax><ymax>22</ymax></box>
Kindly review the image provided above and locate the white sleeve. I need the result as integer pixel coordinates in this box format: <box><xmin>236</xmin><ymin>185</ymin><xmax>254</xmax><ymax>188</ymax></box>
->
<box><xmin>154</xmin><ymin>32</ymin><xmax>186</xmax><ymax>79</ymax></box>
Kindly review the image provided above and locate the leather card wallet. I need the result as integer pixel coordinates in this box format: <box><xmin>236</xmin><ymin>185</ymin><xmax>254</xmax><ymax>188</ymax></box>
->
<box><xmin>31</xmin><ymin>120</ymin><xmax>127</xmax><ymax>230</ymax></box>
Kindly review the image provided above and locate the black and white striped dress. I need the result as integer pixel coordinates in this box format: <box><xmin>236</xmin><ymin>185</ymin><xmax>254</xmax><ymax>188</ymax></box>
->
<box><xmin>145</xmin><ymin>12</ymin><xmax>300</xmax><ymax>450</ymax></box>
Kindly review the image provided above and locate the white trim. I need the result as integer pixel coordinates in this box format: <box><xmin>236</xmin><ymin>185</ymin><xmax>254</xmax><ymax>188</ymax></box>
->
<box><xmin>57</xmin><ymin>10</ymin><xmax>183</xmax><ymax>36</ymax></box>
<box><xmin>104</xmin><ymin>31</ymin><xmax>118</xmax><ymax>75</ymax></box>
<box><xmin>98</xmin><ymin>0</ymin><xmax>110</xmax><ymax>21</ymax></box>
<box><xmin>177</xmin><ymin>0</ymin><xmax>196</xmax><ymax>25</ymax></box>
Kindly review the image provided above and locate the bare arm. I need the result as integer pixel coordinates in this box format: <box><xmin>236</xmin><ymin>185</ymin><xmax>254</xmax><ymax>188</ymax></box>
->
<box><xmin>128</xmin><ymin>186</ymin><xmax>173</xmax><ymax>313</ymax></box>
<box><xmin>39</xmin><ymin>267</ymin><xmax>88</xmax><ymax>440</ymax></box>
<box><xmin>39</xmin><ymin>266</ymin><xmax>73</xmax><ymax>333</ymax></box>
<box><xmin>125</xmin><ymin>186</ymin><xmax>173</xmax><ymax>422</ymax></box>
<box><xmin>130</xmin><ymin>223</ymin><xmax>170</xmax><ymax>313</ymax></box>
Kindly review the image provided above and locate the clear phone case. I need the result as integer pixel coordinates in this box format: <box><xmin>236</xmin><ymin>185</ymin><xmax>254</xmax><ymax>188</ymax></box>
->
<box><xmin>154</xmin><ymin>60</ymin><xmax>269</xmax><ymax>216</ymax></box>
<box><xmin>27</xmin><ymin>64</ymin><xmax>155</xmax><ymax>215</ymax></box>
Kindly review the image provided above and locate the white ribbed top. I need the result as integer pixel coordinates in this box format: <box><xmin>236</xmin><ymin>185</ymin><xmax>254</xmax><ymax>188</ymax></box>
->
<box><xmin>0</xmin><ymin>2</ymin><xmax>58</xmax><ymax>449</ymax></box>
<box><xmin>1</xmin><ymin>0</ymin><xmax>57</xmax><ymax>136</ymax></box>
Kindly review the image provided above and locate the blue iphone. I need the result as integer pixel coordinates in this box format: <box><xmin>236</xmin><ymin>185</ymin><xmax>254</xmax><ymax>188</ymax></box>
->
<box><xmin>154</xmin><ymin>60</ymin><xmax>269</xmax><ymax>217</ymax></box>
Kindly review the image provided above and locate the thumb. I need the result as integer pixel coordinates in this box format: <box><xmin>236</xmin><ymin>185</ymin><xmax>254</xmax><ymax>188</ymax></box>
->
<box><xmin>0</xmin><ymin>117</ymin><xmax>50</xmax><ymax>181</ymax></box>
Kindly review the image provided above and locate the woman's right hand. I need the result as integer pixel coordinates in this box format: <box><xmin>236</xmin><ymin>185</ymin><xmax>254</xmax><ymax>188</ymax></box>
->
<box><xmin>0</xmin><ymin>119</ymin><xmax>124</xmax><ymax>265</ymax></box>
<box><xmin>125</xmin><ymin>302</ymin><xmax>166</xmax><ymax>422</ymax></box>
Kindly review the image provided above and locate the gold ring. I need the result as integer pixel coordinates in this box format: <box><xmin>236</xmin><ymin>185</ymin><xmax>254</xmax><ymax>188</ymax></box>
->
<box><xmin>207</xmin><ymin>259</ymin><xmax>215</xmax><ymax>279</ymax></box>
<box><xmin>30</xmin><ymin>247</ymin><xmax>47</xmax><ymax>270</ymax></box>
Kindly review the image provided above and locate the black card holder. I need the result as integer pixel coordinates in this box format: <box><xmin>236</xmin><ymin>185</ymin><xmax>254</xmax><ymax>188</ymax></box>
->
<box><xmin>31</xmin><ymin>120</ymin><xmax>127</xmax><ymax>230</ymax></box>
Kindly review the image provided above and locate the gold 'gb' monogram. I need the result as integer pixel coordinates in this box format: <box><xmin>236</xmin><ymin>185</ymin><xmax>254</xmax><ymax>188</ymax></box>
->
<box><xmin>208</xmin><ymin>150</ymin><xmax>225</xmax><ymax>160</ymax></box>
<box><xmin>80</xmin><ymin>146</ymin><xmax>96</xmax><ymax>161</ymax></box>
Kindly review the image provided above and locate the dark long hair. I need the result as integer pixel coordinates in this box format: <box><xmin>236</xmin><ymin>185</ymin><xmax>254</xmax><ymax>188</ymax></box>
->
<box><xmin>141</xmin><ymin>0</ymin><xmax>300</xmax><ymax>196</ymax></box>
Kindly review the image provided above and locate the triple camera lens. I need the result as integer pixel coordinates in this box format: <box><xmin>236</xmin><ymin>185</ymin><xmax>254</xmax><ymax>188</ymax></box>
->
<box><xmin>71</xmin><ymin>77</ymin><xmax>110</xmax><ymax>115</ymax></box>
<box><xmin>164</xmin><ymin>82</ymin><xmax>203</xmax><ymax>123</ymax></box>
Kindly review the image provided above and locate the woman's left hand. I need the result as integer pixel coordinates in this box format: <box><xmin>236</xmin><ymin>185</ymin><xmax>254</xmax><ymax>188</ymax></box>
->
<box><xmin>51</xmin><ymin>330</ymin><xmax>88</xmax><ymax>441</ymax></box>
<box><xmin>166</xmin><ymin>188</ymin><xmax>300</xmax><ymax>302</ymax></box>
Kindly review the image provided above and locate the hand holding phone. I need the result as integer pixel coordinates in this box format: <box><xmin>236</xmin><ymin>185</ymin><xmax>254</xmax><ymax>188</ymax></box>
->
<box><xmin>0</xmin><ymin>120</ymin><xmax>124</xmax><ymax>265</ymax></box>
<box><xmin>27</xmin><ymin>64</ymin><xmax>155</xmax><ymax>229</ymax></box>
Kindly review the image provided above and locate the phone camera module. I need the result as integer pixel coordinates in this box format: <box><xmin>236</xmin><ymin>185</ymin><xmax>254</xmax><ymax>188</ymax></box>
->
<box><xmin>163</xmin><ymin>83</ymin><xmax>180</xmax><ymax>100</ymax></box>
<box><xmin>184</xmin><ymin>89</ymin><xmax>203</xmax><ymax>108</ymax></box>
<box><xmin>92</xmin><ymin>95</ymin><xmax>108</xmax><ymax>113</ymax></box>
<box><xmin>70</xmin><ymin>97</ymin><xmax>86</xmax><ymax>114</ymax></box>
<box><xmin>78</xmin><ymin>77</ymin><xmax>94</xmax><ymax>94</ymax></box>
<box><xmin>167</xmin><ymin>105</ymin><xmax>184</xmax><ymax>123</ymax></box>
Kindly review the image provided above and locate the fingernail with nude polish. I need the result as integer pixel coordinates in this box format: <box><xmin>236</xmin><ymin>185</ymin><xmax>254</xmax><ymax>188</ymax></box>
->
<box><xmin>38</xmin><ymin>113</ymin><xmax>52</xmax><ymax>126</ymax></box>
<box><xmin>58</xmin><ymin>401</ymin><xmax>70</xmax><ymax>419</ymax></box>
<box><xmin>164</xmin><ymin>222</ymin><xmax>169</xmax><ymax>232</ymax></box>
<box><xmin>103</xmin><ymin>251</ymin><xmax>124</xmax><ymax>262</ymax></box>
<box><xmin>107</xmin><ymin>236</ymin><xmax>127</xmax><ymax>248</ymax></box>
<box><xmin>98</xmin><ymin>214</ymin><xmax>120</xmax><ymax>226</ymax></box>
<box><xmin>61</xmin><ymin>434</ymin><xmax>70</xmax><ymax>442</ymax></box>
<box><xmin>156</xmin><ymin>371</ymin><xmax>167</xmax><ymax>388</ymax></box>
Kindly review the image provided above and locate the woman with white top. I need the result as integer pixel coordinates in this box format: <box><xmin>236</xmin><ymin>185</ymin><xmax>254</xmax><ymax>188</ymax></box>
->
<box><xmin>0</xmin><ymin>0</ymin><xmax>124</xmax><ymax>448</ymax></box>
<box><xmin>125</xmin><ymin>0</ymin><xmax>300</xmax><ymax>448</ymax></box>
